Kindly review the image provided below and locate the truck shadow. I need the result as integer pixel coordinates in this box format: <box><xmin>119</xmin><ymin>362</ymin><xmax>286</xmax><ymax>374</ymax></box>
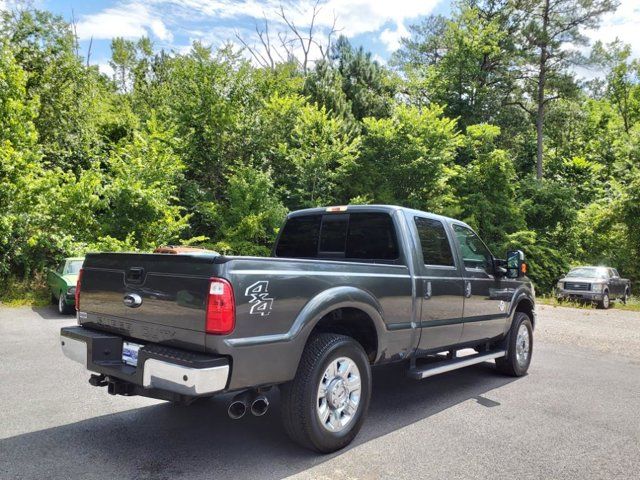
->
<box><xmin>0</xmin><ymin>363</ymin><xmax>520</xmax><ymax>480</ymax></box>
<box><xmin>30</xmin><ymin>305</ymin><xmax>73</xmax><ymax>320</ymax></box>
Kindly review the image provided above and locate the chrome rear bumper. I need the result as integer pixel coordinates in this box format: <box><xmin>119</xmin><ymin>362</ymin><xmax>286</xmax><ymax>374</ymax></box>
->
<box><xmin>142</xmin><ymin>359</ymin><xmax>229</xmax><ymax>395</ymax></box>
<box><xmin>60</xmin><ymin>326</ymin><xmax>229</xmax><ymax>396</ymax></box>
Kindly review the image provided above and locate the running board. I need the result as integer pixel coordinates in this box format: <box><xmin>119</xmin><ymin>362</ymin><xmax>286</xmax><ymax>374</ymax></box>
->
<box><xmin>408</xmin><ymin>350</ymin><xmax>506</xmax><ymax>380</ymax></box>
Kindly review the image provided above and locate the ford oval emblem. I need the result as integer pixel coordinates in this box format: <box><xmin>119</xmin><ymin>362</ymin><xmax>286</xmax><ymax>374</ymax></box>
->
<box><xmin>123</xmin><ymin>293</ymin><xmax>142</xmax><ymax>308</ymax></box>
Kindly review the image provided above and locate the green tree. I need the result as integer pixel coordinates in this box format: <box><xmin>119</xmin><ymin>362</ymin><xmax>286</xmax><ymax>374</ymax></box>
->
<box><xmin>353</xmin><ymin>105</ymin><xmax>462</xmax><ymax>210</ymax></box>
<box><xmin>395</xmin><ymin>3</ymin><xmax>517</xmax><ymax>128</ymax></box>
<box><xmin>283</xmin><ymin>103</ymin><xmax>359</xmax><ymax>208</ymax></box>
<box><xmin>0</xmin><ymin>40</ymin><xmax>42</xmax><ymax>276</ymax></box>
<box><xmin>212</xmin><ymin>166</ymin><xmax>287</xmax><ymax>255</ymax></box>
<box><xmin>330</xmin><ymin>36</ymin><xmax>396</xmax><ymax>121</ymax></box>
<box><xmin>516</xmin><ymin>0</ymin><xmax>618</xmax><ymax>179</ymax></box>
<box><xmin>2</xmin><ymin>9</ymin><xmax>118</xmax><ymax>171</ymax></box>
<box><xmin>591</xmin><ymin>40</ymin><xmax>640</xmax><ymax>134</ymax></box>
<box><xmin>110</xmin><ymin>37</ymin><xmax>137</xmax><ymax>92</ymax></box>
<box><xmin>99</xmin><ymin>118</ymin><xmax>189</xmax><ymax>248</ymax></box>
<box><xmin>305</xmin><ymin>36</ymin><xmax>396</xmax><ymax>130</ymax></box>
<box><xmin>456</xmin><ymin>124</ymin><xmax>526</xmax><ymax>250</ymax></box>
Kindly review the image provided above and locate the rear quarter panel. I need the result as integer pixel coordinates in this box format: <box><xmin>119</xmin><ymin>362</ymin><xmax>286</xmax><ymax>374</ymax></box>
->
<box><xmin>209</xmin><ymin>256</ymin><xmax>416</xmax><ymax>389</ymax></box>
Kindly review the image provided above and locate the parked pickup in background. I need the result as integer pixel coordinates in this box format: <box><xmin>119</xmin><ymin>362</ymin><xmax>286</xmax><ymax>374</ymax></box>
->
<box><xmin>60</xmin><ymin>205</ymin><xmax>536</xmax><ymax>453</ymax></box>
<box><xmin>556</xmin><ymin>266</ymin><xmax>631</xmax><ymax>309</ymax></box>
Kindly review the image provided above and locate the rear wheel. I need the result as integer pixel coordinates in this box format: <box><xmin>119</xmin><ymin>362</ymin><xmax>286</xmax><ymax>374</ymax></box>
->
<box><xmin>280</xmin><ymin>333</ymin><xmax>371</xmax><ymax>453</ymax></box>
<box><xmin>597</xmin><ymin>291</ymin><xmax>610</xmax><ymax>310</ymax></box>
<box><xmin>622</xmin><ymin>288</ymin><xmax>630</xmax><ymax>305</ymax></box>
<box><xmin>58</xmin><ymin>291</ymin><xmax>73</xmax><ymax>315</ymax></box>
<box><xmin>496</xmin><ymin>312</ymin><xmax>533</xmax><ymax>377</ymax></box>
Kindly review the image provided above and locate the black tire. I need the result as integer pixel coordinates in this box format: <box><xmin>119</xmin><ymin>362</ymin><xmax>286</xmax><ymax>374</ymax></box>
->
<box><xmin>622</xmin><ymin>288</ymin><xmax>630</xmax><ymax>305</ymax></box>
<box><xmin>495</xmin><ymin>312</ymin><xmax>533</xmax><ymax>377</ymax></box>
<box><xmin>58</xmin><ymin>291</ymin><xmax>74</xmax><ymax>315</ymax></box>
<box><xmin>280</xmin><ymin>333</ymin><xmax>371</xmax><ymax>453</ymax></box>
<box><xmin>597</xmin><ymin>291</ymin><xmax>610</xmax><ymax>310</ymax></box>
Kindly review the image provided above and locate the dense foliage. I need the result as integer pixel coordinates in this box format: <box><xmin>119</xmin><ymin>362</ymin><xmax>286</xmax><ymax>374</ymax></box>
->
<box><xmin>1</xmin><ymin>1</ymin><xmax>639</xmax><ymax>294</ymax></box>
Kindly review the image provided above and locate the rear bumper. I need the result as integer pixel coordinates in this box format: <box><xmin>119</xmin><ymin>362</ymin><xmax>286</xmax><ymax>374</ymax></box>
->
<box><xmin>60</xmin><ymin>326</ymin><xmax>229</xmax><ymax>397</ymax></box>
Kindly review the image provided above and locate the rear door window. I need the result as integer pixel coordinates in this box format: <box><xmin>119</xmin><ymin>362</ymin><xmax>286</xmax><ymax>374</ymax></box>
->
<box><xmin>414</xmin><ymin>217</ymin><xmax>455</xmax><ymax>267</ymax></box>
<box><xmin>345</xmin><ymin>213</ymin><xmax>399</xmax><ymax>260</ymax></box>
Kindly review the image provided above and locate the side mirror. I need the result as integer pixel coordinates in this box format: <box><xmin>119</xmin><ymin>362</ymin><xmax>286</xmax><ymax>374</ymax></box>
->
<box><xmin>493</xmin><ymin>258</ymin><xmax>507</xmax><ymax>277</ymax></box>
<box><xmin>506</xmin><ymin>250</ymin><xmax>526</xmax><ymax>278</ymax></box>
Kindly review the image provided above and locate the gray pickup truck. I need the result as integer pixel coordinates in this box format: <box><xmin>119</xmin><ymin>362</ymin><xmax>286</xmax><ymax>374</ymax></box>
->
<box><xmin>556</xmin><ymin>266</ymin><xmax>631</xmax><ymax>309</ymax></box>
<box><xmin>60</xmin><ymin>205</ymin><xmax>535</xmax><ymax>452</ymax></box>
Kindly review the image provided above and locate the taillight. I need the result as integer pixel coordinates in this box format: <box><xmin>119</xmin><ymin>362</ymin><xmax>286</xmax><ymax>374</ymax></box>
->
<box><xmin>75</xmin><ymin>268</ymin><xmax>83</xmax><ymax>311</ymax></box>
<box><xmin>206</xmin><ymin>278</ymin><xmax>235</xmax><ymax>334</ymax></box>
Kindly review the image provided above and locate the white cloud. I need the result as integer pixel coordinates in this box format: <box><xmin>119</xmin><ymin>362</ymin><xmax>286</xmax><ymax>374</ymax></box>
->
<box><xmin>584</xmin><ymin>0</ymin><xmax>640</xmax><ymax>58</ymax></box>
<box><xmin>163</xmin><ymin>0</ymin><xmax>439</xmax><ymax>47</ymax></box>
<box><xmin>163</xmin><ymin>0</ymin><xmax>440</xmax><ymax>65</ymax></box>
<box><xmin>75</xmin><ymin>0</ymin><xmax>441</xmax><ymax>67</ymax></box>
<box><xmin>372</xmin><ymin>53</ymin><xmax>386</xmax><ymax>65</ymax></box>
<box><xmin>76</xmin><ymin>2</ymin><xmax>173</xmax><ymax>42</ymax></box>
<box><xmin>96</xmin><ymin>61</ymin><xmax>115</xmax><ymax>77</ymax></box>
<box><xmin>379</xmin><ymin>23</ymin><xmax>410</xmax><ymax>52</ymax></box>
<box><xmin>0</xmin><ymin>0</ymin><xmax>35</xmax><ymax>11</ymax></box>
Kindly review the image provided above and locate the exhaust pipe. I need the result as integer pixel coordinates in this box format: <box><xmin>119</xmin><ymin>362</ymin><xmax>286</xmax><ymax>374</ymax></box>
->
<box><xmin>227</xmin><ymin>391</ymin><xmax>251</xmax><ymax>420</ymax></box>
<box><xmin>250</xmin><ymin>394</ymin><xmax>269</xmax><ymax>417</ymax></box>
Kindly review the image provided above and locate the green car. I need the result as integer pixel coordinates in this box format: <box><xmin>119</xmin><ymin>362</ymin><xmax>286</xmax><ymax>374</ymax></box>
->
<box><xmin>47</xmin><ymin>257</ymin><xmax>84</xmax><ymax>315</ymax></box>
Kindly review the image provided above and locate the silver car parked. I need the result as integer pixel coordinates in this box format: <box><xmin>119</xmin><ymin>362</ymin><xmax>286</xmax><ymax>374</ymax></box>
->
<box><xmin>556</xmin><ymin>266</ymin><xmax>631</xmax><ymax>309</ymax></box>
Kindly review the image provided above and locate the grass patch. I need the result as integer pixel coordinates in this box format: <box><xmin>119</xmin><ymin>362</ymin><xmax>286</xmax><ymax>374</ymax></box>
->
<box><xmin>538</xmin><ymin>294</ymin><xmax>640</xmax><ymax>312</ymax></box>
<box><xmin>0</xmin><ymin>275</ymin><xmax>51</xmax><ymax>308</ymax></box>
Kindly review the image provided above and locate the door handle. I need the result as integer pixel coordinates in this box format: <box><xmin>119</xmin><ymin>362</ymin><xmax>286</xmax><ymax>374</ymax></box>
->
<box><xmin>465</xmin><ymin>281</ymin><xmax>472</xmax><ymax>298</ymax></box>
<box><xmin>424</xmin><ymin>280</ymin><xmax>432</xmax><ymax>299</ymax></box>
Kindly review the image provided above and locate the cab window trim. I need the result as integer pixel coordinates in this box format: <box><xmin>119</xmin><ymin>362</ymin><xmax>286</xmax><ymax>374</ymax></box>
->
<box><xmin>451</xmin><ymin>222</ymin><xmax>494</xmax><ymax>274</ymax></box>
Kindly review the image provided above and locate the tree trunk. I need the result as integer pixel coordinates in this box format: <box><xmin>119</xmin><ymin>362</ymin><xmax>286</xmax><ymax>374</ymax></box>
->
<box><xmin>535</xmin><ymin>0</ymin><xmax>551</xmax><ymax>181</ymax></box>
<box><xmin>536</xmin><ymin>60</ymin><xmax>545</xmax><ymax>180</ymax></box>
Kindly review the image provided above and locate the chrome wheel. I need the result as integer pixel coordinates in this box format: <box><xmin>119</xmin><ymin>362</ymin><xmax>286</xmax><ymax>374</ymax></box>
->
<box><xmin>515</xmin><ymin>323</ymin><xmax>530</xmax><ymax>367</ymax></box>
<box><xmin>316</xmin><ymin>357</ymin><xmax>361</xmax><ymax>433</ymax></box>
<box><xmin>602</xmin><ymin>293</ymin><xmax>610</xmax><ymax>309</ymax></box>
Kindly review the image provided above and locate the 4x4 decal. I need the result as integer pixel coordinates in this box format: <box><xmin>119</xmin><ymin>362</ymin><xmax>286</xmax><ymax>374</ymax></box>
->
<box><xmin>245</xmin><ymin>281</ymin><xmax>274</xmax><ymax>316</ymax></box>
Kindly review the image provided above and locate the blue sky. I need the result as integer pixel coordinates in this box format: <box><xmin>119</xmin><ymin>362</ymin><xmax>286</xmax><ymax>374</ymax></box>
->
<box><xmin>2</xmin><ymin>0</ymin><xmax>639</xmax><ymax>76</ymax></box>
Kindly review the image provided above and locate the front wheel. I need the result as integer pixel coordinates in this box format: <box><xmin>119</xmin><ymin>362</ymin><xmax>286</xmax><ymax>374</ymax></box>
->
<box><xmin>495</xmin><ymin>312</ymin><xmax>533</xmax><ymax>377</ymax></box>
<box><xmin>280</xmin><ymin>333</ymin><xmax>371</xmax><ymax>453</ymax></box>
<box><xmin>597</xmin><ymin>291</ymin><xmax>610</xmax><ymax>310</ymax></box>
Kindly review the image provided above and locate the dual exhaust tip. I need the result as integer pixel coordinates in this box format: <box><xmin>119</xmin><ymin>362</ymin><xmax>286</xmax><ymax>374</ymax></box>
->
<box><xmin>227</xmin><ymin>390</ymin><xmax>269</xmax><ymax>420</ymax></box>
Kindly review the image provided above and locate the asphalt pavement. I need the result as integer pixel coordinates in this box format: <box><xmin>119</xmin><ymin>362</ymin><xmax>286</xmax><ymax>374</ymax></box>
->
<box><xmin>0</xmin><ymin>304</ymin><xmax>638</xmax><ymax>480</ymax></box>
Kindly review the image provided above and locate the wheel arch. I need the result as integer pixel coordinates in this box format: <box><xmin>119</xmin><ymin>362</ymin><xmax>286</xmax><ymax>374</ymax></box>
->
<box><xmin>511</xmin><ymin>293</ymin><xmax>536</xmax><ymax>329</ymax></box>
<box><xmin>294</xmin><ymin>286</ymin><xmax>386</xmax><ymax>364</ymax></box>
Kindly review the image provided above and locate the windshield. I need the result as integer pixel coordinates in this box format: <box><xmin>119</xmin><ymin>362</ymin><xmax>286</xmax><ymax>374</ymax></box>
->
<box><xmin>66</xmin><ymin>260</ymin><xmax>83</xmax><ymax>275</ymax></box>
<box><xmin>567</xmin><ymin>267</ymin><xmax>607</xmax><ymax>279</ymax></box>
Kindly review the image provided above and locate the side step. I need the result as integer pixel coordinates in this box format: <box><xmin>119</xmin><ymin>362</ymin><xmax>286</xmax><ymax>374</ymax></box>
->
<box><xmin>408</xmin><ymin>350</ymin><xmax>506</xmax><ymax>380</ymax></box>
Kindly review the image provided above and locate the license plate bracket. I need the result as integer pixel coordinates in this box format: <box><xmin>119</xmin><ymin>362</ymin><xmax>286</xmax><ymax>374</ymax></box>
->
<box><xmin>122</xmin><ymin>341</ymin><xmax>144</xmax><ymax>367</ymax></box>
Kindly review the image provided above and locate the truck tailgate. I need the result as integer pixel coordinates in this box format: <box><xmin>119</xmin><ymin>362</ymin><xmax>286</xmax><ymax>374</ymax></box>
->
<box><xmin>79</xmin><ymin>253</ymin><xmax>219</xmax><ymax>352</ymax></box>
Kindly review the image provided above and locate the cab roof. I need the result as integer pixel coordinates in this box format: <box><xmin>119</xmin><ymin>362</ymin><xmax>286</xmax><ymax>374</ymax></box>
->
<box><xmin>287</xmin><ymin>204</ymin><xmax>463</xmax><ymax>226</ymax></box>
